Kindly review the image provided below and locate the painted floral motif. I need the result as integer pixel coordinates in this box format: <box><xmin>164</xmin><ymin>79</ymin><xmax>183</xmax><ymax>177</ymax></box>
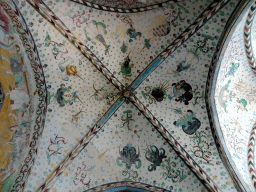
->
<box><xmin>161</xmin><ymin>157</ymin><xmax>187</xmax><ymax>183</ymax></box>
<box><xmin>169</xmin><ymin>80</ymin><xmax>193</xmax><ymax>105</ymax></box>
<box><xmin>173</xmin><ymin>110</ymin><xmax>201</xmax><ymax>135</ymax></box>
<box><xmin>66</xmin><ymin>65</ymin><xmax>85</xmax><ymax>82</ymax></box>
<box><xmin>47</xmin><ymin>84</ymin><xmax>81</xmax><ymax>107</ymax></box>
<box><xmin>89</xmin><ymin>82</ymin><xmax>118</xmax><ymax>105</ymax></box>
<box><xmin>116</xmin><ymin>145</ymin><xmax>141</xmax><ymax>170</ymax></box>
<box><xmin>84</xmin><ymin>20</ymin><xmax>110</xmax><ymax>56</ymax></box>
<box><xmin>141</xmin><ymin>81</ymin><xmax>170</xmax><ymax>104</ymax></box>
<box><xmin>189</xmin><ymin>34</ymin><xmax>215</xmax><ymax>58</ymax></box>
<box><xmin>119</xmin><ymin>110</ymin><xmax>135</xmax><ymax>130</ymax></box>
<box><xmin>71</xmin><ymin>109</ymin><xmax>86</xmax><ymax>123</ymax></box>
<box><xmin>46</xmin><ymin>135</ymin><xmax>67</xmax><ymax>165</ymax></box>
<box><xmin>225</xmin><ymin>63</ymin><xmax>239</xmax><ymax>77</ymax></box>
<box><xmin>70</xmin><ymin>10</ymin><xmax>90</xmax><ymax>28</ymax></box>
<box><xmin>141</xmin><ymin>86</ymin><xmax>157</xmax><ymax>104</ymax></box>
<box><xmin>47</xmin><ymin>135</ymin><xmax>67</xmax><ymax>156</ymax></box>
<box><xmin>44</xmin><ymin>32</ymin><xmax>79</xmax><ymax>81</ymax></box>
<box><xmin>166</xmin><ymin>50</ymin><xmax>198</xmax><ymax>76</ymax></box>
<box><xmin>4</xmin><ymin>0</ymin><xmax>245</xmax><ymax>191</ymax></box>
<box><xmin>190</xmin><ymin>131</ymin><xmax>212</xmax><ymax>165</ymax></box>
<box><xmin>144</xmin><ymin>146</ymin><xmax>186</xmax><ymax>183</ymax></box>
<box><xmin>121</xmin><ymin>169</ymin><xmax>139</xmax><ymax>181</ymax></box>
<box><xmin>145</xmin><ymin>145</ymin><xmax>167</xmax><ymax>171</ymax></box>
<box><xmin>151</xmin><ymin>81</ymin><xmax>170</xmax><ymax>102</ymax></box>
<box><xmin>117</xmin><ymin>145</ymin><xmax>142</xmax><ymax>181</ymax></box>
<box><xmin>73</xmin><ymin>162</ymin><xmax>91</xmax><ymax>186</ymax></box>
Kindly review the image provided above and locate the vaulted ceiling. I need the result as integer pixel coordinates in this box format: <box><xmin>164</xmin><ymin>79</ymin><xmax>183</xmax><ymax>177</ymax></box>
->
<box><xmin>0</xmin><ymin>0</ymin><xmax>256</xmax><ymax>192</ymax></box>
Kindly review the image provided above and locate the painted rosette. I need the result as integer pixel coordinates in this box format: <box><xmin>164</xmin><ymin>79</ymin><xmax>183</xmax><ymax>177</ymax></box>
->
<box><xmin>0</xmin><ymin>1</ymin><xmax>47</xmax><ymax>191</ymax></box>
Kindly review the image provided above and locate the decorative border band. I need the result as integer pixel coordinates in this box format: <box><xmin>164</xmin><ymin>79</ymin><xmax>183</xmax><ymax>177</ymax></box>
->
<box><xmin>71</xmin><ymin>0</ymin><xmax>178</xmax><ymax>13</ymax></box>
<box><xmin>248</xmin><ymin>124</ymin><xmax>256</xmax><ymax>189</ymax></box>
<box><xmin>0</xmin><ymin>0</ymin><xmax>48</xmax><ymax>191</ymax></box>
<box><xmin>85</xmin><ymin>181</ymin><xmax>169</xmax><ymax>192</ymax></box>
<box><xmin>205</xmin><ymin>0</ymin><xmax>253</xmax><ymax>191</ymax></box>
<box><xmin>244</xmin><ymin>0</ymin><xmax>256</xmax><ymax>74</ymax></box>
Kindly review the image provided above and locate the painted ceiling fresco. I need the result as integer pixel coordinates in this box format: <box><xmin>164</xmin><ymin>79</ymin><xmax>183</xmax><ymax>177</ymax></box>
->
<box><xmin>0</xmin><ymin>0</ymin><xmax>256</xmax><ymax>192</ymax></box>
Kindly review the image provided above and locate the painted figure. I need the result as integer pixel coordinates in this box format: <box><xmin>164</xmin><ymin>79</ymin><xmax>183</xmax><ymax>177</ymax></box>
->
<box><xmin>120</xmin><ymin>52</ymin><xmax>133</xmax><ymax>77</ymax></box>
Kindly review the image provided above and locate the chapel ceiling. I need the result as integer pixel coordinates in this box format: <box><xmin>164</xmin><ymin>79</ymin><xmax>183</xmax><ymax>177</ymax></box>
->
<box><xmin>0</xmin><ymin>0</ymin><xmax>255</xmax><ymax>192</ymax></box>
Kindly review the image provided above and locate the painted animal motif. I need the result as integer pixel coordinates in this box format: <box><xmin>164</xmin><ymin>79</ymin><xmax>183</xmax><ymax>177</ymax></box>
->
<box><xmin>174</xmin><ymin>110</ymin><xmax>201</xmax><ymax>135</ymax></box>
<box><xmin>167</xmin><ymin>51</ymin><xmax>198</xmax><ymax>76</ymax></box>
<box><xmin>169</xmin><ymin>80</ymin><xmax>193</xmax><ymax>105</ymax></box>
<box><xmin>145</xmin><ymin>145</ymin><xmax>167</xmax><ymax>172</ymax></box>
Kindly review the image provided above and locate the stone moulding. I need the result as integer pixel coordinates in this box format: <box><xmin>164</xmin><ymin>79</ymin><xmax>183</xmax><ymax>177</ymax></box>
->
<box><xmin>205</xmin><ymin>0</ymin><xmax>254</xmax><ymax>191</ymax></box>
